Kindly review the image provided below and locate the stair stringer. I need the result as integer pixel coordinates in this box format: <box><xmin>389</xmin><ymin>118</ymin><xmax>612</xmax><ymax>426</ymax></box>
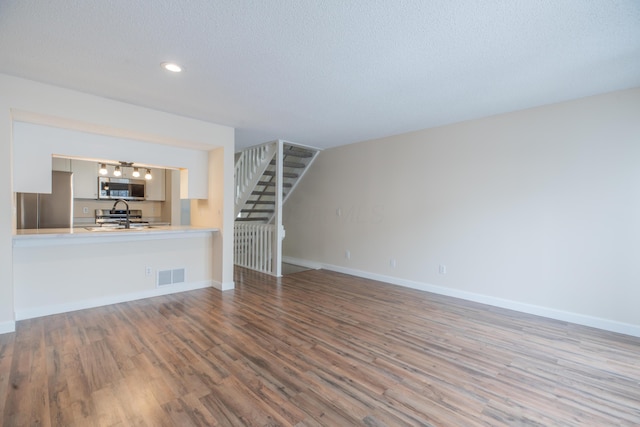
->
<box><xmin>266</xmin><ymin>141</ymin><xmax>321</xmax><ymax>224</ymax></box>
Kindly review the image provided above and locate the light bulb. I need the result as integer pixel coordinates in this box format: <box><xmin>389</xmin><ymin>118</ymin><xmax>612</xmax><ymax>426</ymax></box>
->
<box><xmin>132</xmin><ymin>167</ymin><xmax>140</xmax><ymax>178</ymax></box>
<box><xmin>145</xmin><ymin>169</ymin><xmax>152</xmax><ymax>180</ymax></box>
<box><xmin>114</xmin><ymin>166</ymin><xmax>122</xmax><ymax>177</ymax></box>
<box><xmin>99</xmin><ymin>164</ymin><xmax>108</xmax><ymax>175</ymax></box>
<box><xmin>161</xmin><ymin>62</ymin><xmax>182</xmax><ymax>72</ymax></box>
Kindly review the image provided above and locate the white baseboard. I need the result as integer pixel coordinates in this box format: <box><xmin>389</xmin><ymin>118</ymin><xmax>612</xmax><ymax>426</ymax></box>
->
<box><xmin>0</xmin><ymin>320</ymin><xmax>16</xmax><ymax>334</ymax></box>
<box><xmin>282</xmin><ymin>256</ymin><xmax>322</xmax><ymax>270</ymax></box>
<box><xmin>212</xmin><ymin>280</ymin><xmax>235</xmax><ymax>291</ymax></box>
<box><xmin>312</xmin><ymin>261</ymin><xmax>640</xmax><ymax>338</ymax></box>
<box><xmin>14</xmin><ymin>280</ymin><xmax>214</xmax><ymax>321</ymax></box>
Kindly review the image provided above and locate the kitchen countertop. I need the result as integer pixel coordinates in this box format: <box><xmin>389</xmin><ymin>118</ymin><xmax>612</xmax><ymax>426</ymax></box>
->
<box><xmin>13</xmin><ymin>225</ymin><xmax>219</xmax><ymax>246</ymax></box>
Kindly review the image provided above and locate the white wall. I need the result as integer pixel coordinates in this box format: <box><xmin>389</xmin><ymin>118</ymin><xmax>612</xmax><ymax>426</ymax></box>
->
<box><xmin>13</xmin><ymin>122</ymin><xmax>209</xmax><ymax>198</ymax></box>
<box><xmin>283</xmin><ymin>88</ymin><xmax>640</xmax><ymax>336</ymax></box>
<box><xmin>0</xmin><ymin>74</ymin><xmax>235</xmax><ymax>334</ymax></box>
<box><xmin>190</xmin><ymin>147</ymin><xmax>235</xmax><ymax>289</ymax></box>
<box><xmin>0</xmin><ymin>92</ymin><xmax>14</xmax><ymax>333</ymax></box>
<box><xmin>13</xmin><ymin>234</ymin><xmax>214</xmax><ymax>319</ymax></box>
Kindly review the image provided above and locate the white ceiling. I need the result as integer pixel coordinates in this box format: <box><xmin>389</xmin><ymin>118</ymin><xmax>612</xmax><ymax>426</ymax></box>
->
<box><xmin>1</xmin><ymin>1</ymin><xmax>639</xmax><ymax>151</ymax></box>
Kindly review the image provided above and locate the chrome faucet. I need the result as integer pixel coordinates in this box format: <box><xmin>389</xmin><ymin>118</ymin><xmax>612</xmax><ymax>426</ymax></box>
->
<box><xmin>112</xmin><ymin>199</ymin><xmax>130</xmax><ymax>229</ymax></box>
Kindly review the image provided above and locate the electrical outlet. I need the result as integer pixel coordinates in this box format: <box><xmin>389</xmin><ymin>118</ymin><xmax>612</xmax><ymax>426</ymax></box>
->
<box><xmin>390</xmin><ymin>259</ymin><xmax>397</xmax><ymax>268</ymax></box>
<box><xmin>439</xmin><ymin>264</ymin><xmax>447</xmax><ymax>275</ymax></box>
<box><xmin>345</xmin><ymin>250</ymin><xmax>351</xmax><ymax>260</ymax></box>
<box><xmin>82</xmin><ymin>207</ymin><xmax>89</xmax><ymax>214</ymax></box>
<box><xmin>145</xmin><ymin>266</ymin><xmax>152</xmax><ymax>277</ymax></box>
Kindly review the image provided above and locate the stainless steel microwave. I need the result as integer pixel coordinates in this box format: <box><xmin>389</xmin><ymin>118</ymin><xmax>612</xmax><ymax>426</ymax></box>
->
<box><xmin>98</xmin><ymin>177</ymin><xmax>146</xmax><ymax>200</ymax></box>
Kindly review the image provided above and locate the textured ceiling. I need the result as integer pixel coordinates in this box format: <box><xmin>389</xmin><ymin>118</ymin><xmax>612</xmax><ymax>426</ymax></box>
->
<box><xmin>1</xmin><ymin>1</ymin><xmax>639</xmax><ymax>150</ymax></box>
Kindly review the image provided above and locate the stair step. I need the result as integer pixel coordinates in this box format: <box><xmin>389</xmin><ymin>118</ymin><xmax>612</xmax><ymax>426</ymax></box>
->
<box><xmin>246</xmin><ymin>200</ymin><xmax>275</xmax><ymax>205</ymax></box>
<box><xmin>263</xmin><ymin>171</ymin><xmax>299</xmax><ymax>178</ymax></box>
<box><xmin>283</xmin><ymin>148</ymin><xmax>314</xmax><ymax>158</ymax></box>
<box><xmin>236</xmin><ymin>217</ymin><xmax>269</xmax><ymax>222</ymax></box>
<box><xmin>241</xmin><ymin>209</ymin><xmax>274</xmax><ymax>213</ymax></box>
<box><xmin>251</xmin><ymin>191</ymin><xmax>289</xmax><ymax>197</ymax></box>
<box><xmin>270</xmin><ymin>160</ymin><xmax>306</xmax><ymax>168</ymax></box>
<box><xmin>258</xmin><ymin>181</ymin><xmax>293</xmax><ymax>187</ymax></box>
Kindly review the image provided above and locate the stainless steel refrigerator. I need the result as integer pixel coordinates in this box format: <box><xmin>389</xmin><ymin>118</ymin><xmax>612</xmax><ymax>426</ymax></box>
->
<box><xmin>17</xmin><ymin>170</ymin><xmax>74</xmax><ymax>229</ymax></box>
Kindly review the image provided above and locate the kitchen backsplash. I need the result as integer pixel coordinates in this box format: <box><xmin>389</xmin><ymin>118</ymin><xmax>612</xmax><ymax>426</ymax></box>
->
<box><xmin>73</xmin><ymin>199</ymin><xmax>164</xmax><ymax>224</ymax></box>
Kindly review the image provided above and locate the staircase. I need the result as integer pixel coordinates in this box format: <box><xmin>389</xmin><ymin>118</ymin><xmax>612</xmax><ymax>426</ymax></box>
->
<box><xmin>234</xmin><ymin>140</ymin><xmax>320</xmax><ymax>276</ymax></box>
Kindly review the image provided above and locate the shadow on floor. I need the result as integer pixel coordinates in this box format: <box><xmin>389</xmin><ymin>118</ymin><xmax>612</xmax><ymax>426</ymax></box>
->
<box><xmin>281</xmin><ymin>263</ymin><xmax>313</xmax><ymax>275</ymax></box>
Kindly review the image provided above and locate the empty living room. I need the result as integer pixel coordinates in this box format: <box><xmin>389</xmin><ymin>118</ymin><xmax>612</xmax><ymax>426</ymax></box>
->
<box><xmin>2</xmin><ymin>1</ymin><xmax>640</xmax><ymax>426</ymax></box>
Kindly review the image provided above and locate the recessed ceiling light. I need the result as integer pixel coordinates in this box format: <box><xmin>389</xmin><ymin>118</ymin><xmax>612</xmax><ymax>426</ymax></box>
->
<box><xmin>161</xmin><ymin>62</ymin><xmax>182</xmax><ymax>73</ymax></box>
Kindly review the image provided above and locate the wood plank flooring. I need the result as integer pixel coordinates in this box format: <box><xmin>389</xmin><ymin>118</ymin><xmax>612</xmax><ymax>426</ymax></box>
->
<box><xmin>1</xmin><ymin>267</ymin><xmax>639</xmax><ymax>426</ymax></box>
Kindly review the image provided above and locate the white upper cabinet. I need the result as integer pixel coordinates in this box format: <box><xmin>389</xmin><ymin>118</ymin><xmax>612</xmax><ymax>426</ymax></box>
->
<box><xmin>53</xmin><ymin>158</ymin><xmax>97</xmax><ymax>198</ymax></box>
<box><xmin>51</xmin><ymin>157</ymin><xmax>71</xmax><ymax>172</ymax></box>
<box><xmin>145</xmin><ymin>168</ymin><xmax>165</xmax><ymax>201</ymax></box>
<box><xmin>99</xmin><ymin>164</ymin><xmax>131</xmax><ymax>178</ymax></box>
<box><xmin>71</xmin><ymin>160</ymin><xmax>98</xmax><ymax>199</ymax></box>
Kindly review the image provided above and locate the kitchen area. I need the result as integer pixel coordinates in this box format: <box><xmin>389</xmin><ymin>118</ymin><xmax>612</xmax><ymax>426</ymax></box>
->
<box><xmin>0</xmin><ymin>74</ymin><xmax>235</xmax><ymax>336</ymax></box>
<box><xmin>0</xmin><ymin>75</ymin><xmax>235</xmax><ymax>335</ymax></box>
<box><xmin>11</xmin><ymin>149</ymin><xmax>223</xmax><ymax>322</ymax></box>
<box><xmin>16</xmin><ymin>157</ymin><xmax>187</xmax><ymax>230</ymax></box>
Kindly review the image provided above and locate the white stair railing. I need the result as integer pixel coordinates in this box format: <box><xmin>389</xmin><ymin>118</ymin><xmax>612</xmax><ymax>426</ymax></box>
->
<box><xmin>234</xmin><ymin>140</ymin><xmax>320</xmax><ymax>276</ymax></box>
<box><xmin>234</xmin><ymin>142</ymin><xmax>277</xmax><ymax>216</ymax></box>
<box><xmin>234</xmin><ymin>223</ymin><xmax>275</xmax><ymax>274</ymax></box>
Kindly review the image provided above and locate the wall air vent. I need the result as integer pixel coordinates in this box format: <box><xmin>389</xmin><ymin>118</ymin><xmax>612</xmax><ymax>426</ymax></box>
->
<box><xmin>157</xmin><ymin>268</ymin><xmax>186</xmax><ymax>287</ymax></box>
<box><xmin>172</xmin><ymin>268</ymin><xmax>185</xmax><ymax>284</ymax></box>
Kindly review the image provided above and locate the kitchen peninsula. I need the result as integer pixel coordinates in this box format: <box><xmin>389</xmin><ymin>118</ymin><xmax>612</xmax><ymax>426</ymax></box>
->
<box><xmin>1</xmin><ymin>74</ymin><xmax>235</xmax><ymax>335</ymax></box>
<box><xmin>13</xmin><ymin>224</ymin><xmax>221</xmax><ymax>321</ymax></box>
<box><xmin>14</xmin><ymin>224</ymin><xmax>217</xmax><ymax>240</ymax></box>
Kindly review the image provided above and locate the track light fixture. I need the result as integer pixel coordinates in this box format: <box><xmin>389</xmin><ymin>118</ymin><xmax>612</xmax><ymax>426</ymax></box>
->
<box><xmin>97</xmin><ymin>161</ymin><xmax>152</xmax><ymax>179</ymax></box>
